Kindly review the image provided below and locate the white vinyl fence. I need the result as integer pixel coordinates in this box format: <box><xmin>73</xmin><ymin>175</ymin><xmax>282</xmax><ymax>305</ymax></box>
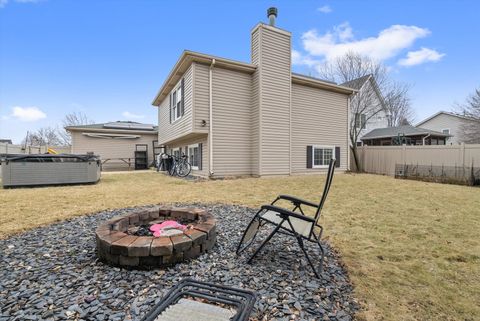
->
<box><xmin>354</xmin><ymin>144</ymin><xmax>480</xmax><ymax>176</ymax></box>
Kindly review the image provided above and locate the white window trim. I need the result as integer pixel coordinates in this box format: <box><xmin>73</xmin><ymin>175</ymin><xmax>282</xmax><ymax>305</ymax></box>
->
<box><xmin>312</xmin><ymin>145</ymin><xmax>335</xmax><ymax>169</ymax></box>
<box><xmin>171</xmin><ymin>82</ymin><xmax>183</xmax><ymax>124</ymax></box>
<box><xmin>188</xmin><ymin>143</ymin><xmax>199</xmax><ymax>170</ymax></box>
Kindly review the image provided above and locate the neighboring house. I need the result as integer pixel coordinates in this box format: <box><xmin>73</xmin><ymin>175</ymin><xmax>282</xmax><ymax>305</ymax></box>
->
<box><xmin>341</xmin><ymin>75</ymin><xmax>389</xmax><ymax>145</ymax></box>
<box><xmin>361</xmin><ymin>125</ymin><xmax>450</xmax><ymax>146</ymax></box>
<box><xmin>0</xmin><ymin>139</ymin><xmax>13</xmax><ymax>144</ymax></box>
<box><xmin>151</xmin><ymin>10</ymin><xmax>355</xmax><ymax>178</ymax></box>
<box><xmin>415</xmin><ymin>111</ymin><xmax>480</xmax><ymax>144</ymax></box>
<box><xmin>66</xmin><ymin>121</ymin><xmax>158</xmax><ymax>170</ymax></box>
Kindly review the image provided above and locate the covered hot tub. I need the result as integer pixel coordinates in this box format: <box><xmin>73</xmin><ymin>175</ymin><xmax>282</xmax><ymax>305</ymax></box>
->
<box><xmin>0</xmin><ymin>154</ymin><xmax>101</xmax><ymax>188</ymax></box>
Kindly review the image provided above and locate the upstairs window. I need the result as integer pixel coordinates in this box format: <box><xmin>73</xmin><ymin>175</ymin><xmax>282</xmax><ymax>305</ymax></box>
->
<box><xmin>170</xmin><ymin>79</ymin><xmax>184</xmax><ymax>123</ymax></box>
<box><xmin>355</xmin><ymin>113</ymin><xmax>367</xmax><ymax>129</ymax></box>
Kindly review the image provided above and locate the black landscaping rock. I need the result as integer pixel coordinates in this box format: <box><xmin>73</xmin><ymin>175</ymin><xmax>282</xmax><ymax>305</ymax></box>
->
<box><xmin>0</xmin><ymin>204</ymin><xmax>358</xmax><ymax>321</ymax></box>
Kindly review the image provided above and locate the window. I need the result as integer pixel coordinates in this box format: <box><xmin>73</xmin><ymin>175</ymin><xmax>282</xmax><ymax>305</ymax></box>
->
<box><xmin>355</xmin><ymin>113</ymin><xmax>367</xmax><ymax>129</ymax></box>
<box><xmin>170</xmin><ymin>79</ymin><xmax>184</xmax><ymax>123</ymax></box>
<box><xmin>188</xmin><ymin>144</ymin><xmax>200</xmax><ymax>170</ymax></box>
<box><xmin>442</xmin><ymin>129</ymin><xmax>450</xmax><ymax>142</ymax></box>
<box><xmin>313</xmin><ymin>146</ymin><xmax>334</xmax><ymax>168</ymax></box>
<box><xmin>172</xmin><ymin>148</ymin><xmax>180</xmax><ymax>159</ymax></box>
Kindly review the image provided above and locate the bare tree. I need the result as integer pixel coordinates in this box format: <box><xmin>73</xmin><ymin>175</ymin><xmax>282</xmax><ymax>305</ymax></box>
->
<box><xmin>318</xmin><ymin>52</ymin><xmax>388</xmax><ymax>171</ymax></box>
<box><xmin>58</xmin><ymin>112</ymin><xmax>94</xmax><ymax>145</ymax></box>
<box><xmin>23</xmin><ymin>127</ymin><xmax>63</xmax><ymax>146</ymax></box>
<box><xmin>384</xmin><ymin>82</ymin><xmax>415</xmax><ymax>127</ymax></box>
<box><xmin>318</xmin><ymin>52</ymin><xmax>413</xmax><ymax>170</ymax></box>
<box><xmin>457</xmin><ymin>88</ymin><xmax>480</xmax><ymax>143</ymax></box>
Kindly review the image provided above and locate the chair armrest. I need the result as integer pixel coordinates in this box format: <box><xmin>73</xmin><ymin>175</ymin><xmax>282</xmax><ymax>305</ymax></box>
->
<box><xmin>261</xmin><ymin>205</ymin><xmax>315</xmax><ymax>223</ymax></box>
<box><xmin>277</xmin><ymin>195</ymin><xmax>318</xmax><ymax>208</ymax></box>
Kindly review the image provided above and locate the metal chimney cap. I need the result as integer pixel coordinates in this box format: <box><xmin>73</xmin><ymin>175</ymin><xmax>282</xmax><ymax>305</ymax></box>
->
<box><xmin>267</xmin><ymin>7</ymin><xmax>278</xmax><ymax>17</ymax></box>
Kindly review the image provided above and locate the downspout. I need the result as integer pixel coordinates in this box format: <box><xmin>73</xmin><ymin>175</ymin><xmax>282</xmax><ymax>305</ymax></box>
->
<box><xmin>209</xmin><ymin>59</ymin><xmax>216</xmax><ymax>177</ymax></box>
<box><xmin>422</xmin><ymin>133</ymin><xmax>431</xmax><ymax>145</ymax></box>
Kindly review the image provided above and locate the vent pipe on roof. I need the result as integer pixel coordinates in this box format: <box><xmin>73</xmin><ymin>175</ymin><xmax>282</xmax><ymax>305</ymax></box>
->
<box><xmin>267</xmin><ymin>7</ymin><xmax>277</xmax><ymax>26</ymax></box>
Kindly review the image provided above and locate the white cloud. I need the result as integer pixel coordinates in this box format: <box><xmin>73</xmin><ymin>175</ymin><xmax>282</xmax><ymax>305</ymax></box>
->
<box><xmin>398</xmin><ymin>47</ymin><xmax>445</xmax><ymax>66</ymax></box>
<box><xmin>11</xmin><ymin>106</ymin><xmax>46</xmax><ymax>122</ymax></box>
<box><xmin>122</xmin><ymin>111</ymin><xmax>144</xmax><ymax>119</ymax></box>
<box><xmin>1</xmin><ymin>0</ymin><xmax>43</xmax><ymax>8</ymax></box>
<box><xmin>317</xmin><ymin>5</ymin><xmax>332</xmax><ymax>13</ymax></box>
<box><xmin>299</xmin><ymin>22</ymin><xmax>431</xmax><ymax>63</ymax></box>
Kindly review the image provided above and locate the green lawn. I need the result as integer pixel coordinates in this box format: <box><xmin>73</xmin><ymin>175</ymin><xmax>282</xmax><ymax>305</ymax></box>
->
<box><xmin>0</xmin><ymin>171</ymin><xmax>479</xmax><ymax>321</ymax></box>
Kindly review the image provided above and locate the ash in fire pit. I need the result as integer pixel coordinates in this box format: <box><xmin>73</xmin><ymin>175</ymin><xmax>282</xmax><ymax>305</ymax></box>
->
<box><xmin>96</xmin><ymin>207</ymin><xmax>216</xmax><ymax>268</ymax></box>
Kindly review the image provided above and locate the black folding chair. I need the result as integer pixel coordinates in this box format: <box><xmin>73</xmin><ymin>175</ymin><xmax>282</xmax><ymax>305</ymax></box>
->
<box><xmin>236</xmin><ymin>158</ymin><xmax>336</xmax><ymax>278</ymax></box>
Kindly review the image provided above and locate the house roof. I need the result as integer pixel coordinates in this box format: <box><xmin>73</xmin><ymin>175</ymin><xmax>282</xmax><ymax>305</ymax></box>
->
<box><xmin>152</xmin><ymin>50</ymin><xmax>356</xmax><ymax>106</ymax></box>
<box><xmin>415</xmin><ymin>111</ymin><xmax>480</xmax><ymax>127</ymax></box>
<box><xmin>340</xmin><ymin>75</ymin><xmax>372</xmax><ymax>90</ymax></box>
<box><xmin>0</xmin><ymin>139</ymin><xmax>12</xmax><ymax>144</ymax></box>
<box><xmin>66</xmin><ymin>121</ymin><xmax>158</xmax><ymax>133</ymax></box>
<box><xmin>291</xmin><ymin>73</ymin><xmax>356</xmax><ymax>94</ymax></box>
<box><xmin>361</xmin><ymin>125</ymin><xmax>450</xmax><ymax>140</ymax></box>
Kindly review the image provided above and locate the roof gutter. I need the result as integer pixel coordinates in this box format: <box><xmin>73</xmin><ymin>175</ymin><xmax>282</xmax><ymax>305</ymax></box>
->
<box><xmin>209</xmin><ymin>58</ymin><xmax>216</xmax><ymax>177</ymax></box>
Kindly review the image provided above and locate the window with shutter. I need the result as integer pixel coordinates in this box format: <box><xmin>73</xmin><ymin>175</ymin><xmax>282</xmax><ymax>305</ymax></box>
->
<box><xmin>169</xmin><ymin>78</ymin><xmax>184</xmax><ymax>123</ymax></box>
<box><xmin>311</xmin><ymin>145</ymin><xmax>335</xmax><ymax>168</ymax></box>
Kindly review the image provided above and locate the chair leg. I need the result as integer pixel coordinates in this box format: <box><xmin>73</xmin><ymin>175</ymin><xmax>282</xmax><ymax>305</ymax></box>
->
<box><xmin>246</xmin><ymin>223</ymin><xmax>282</xmax><ymax>264</ymax></box>
<box><xmin>296</xmin><ymin>236</ymin><xmax>321</xmax><ymax>278</ymax></box>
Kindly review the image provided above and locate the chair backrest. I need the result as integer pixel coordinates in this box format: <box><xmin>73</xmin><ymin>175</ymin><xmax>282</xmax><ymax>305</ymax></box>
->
<box><xmin>314</xmin><ymin>158</ymin><xmax>336</xmax><ymax>221</ymax></box>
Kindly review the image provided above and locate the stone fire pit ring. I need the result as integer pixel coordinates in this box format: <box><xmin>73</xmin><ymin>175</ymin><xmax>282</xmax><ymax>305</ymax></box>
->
<box><xmin>96</xmin><ymin>207</ymin><xmax>216</xmax><ymax>268</ymax></box>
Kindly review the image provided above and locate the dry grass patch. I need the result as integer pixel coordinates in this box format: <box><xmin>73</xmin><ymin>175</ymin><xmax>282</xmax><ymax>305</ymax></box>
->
<box><xmin>1</xmin><ymin>171</ymin><xmax>479</xmax><ymax>321</ymax></box>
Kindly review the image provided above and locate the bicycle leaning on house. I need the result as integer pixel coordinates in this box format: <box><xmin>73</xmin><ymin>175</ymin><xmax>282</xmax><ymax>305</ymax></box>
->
<box><xmin>156</xmin><ymin>153</ymin><xmax>192</xmax><ymax>177</ymax></box>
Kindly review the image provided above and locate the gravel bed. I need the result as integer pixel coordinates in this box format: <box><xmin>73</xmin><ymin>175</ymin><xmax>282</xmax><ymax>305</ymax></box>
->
<box><xmin>0</xmin><ymin>204</ymin><xmax>358</xmax><ymax>321</ymax></box>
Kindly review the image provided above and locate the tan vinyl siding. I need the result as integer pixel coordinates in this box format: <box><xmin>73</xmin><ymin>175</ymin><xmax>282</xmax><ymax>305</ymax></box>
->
<box><xmin>291</xmin><ymin>83</ymin><xmax>349</xmax><ymax>173</ymax></box>
<box><xmin>211</xmin><ymin>67</ymin><xmax>252</xmax><ymax>176</ymax></box>
<box><xmin>250</xmin><ymin>27</ymin><xmax>261</xmax><ymax>176</ymax></box>
<box><xmin>193</xmin><ymin>63</ymin><xmax>211</xmax><ymax>132</ymax></box>
<box><xmin>253</xmin><ymin>25</ymin><xmax>291</xmax><ymax>175</ymax></box>
<box><xmin>158</xmin><ymin>64</ymin><xmax>194</xmax><ymax>145</ymax></box>
<box><xmin>70</xmin><ymin>131</ymin><xmax>156</xmax><ymax>170</ymax></box>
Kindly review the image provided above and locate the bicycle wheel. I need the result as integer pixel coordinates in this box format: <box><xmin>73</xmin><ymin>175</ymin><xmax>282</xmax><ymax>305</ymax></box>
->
<box><xmin>176</xmin><ymin>161</ymin><xmax>191</xmax><ymax>177</ymax></box>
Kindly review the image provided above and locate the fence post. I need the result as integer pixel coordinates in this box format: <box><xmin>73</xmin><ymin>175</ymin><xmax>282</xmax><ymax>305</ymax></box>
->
<box><xmin>460</xmin><ymin>143</ymin><xmax>465</xmax><ymax>167</ymax></box>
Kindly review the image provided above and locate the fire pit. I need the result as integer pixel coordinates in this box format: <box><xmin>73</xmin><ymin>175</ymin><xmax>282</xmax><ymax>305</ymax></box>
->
<box><xmin>96</xmin><ymin>207</ymin><xmax>216</xmax><ymax>268</ymax></box>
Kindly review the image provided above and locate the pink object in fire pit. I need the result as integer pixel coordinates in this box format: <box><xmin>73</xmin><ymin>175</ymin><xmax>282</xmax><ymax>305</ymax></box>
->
<box><xmin>150</xmin><ymin>220</ymin><xmax>187</xmax><ymax>237</ymax></box>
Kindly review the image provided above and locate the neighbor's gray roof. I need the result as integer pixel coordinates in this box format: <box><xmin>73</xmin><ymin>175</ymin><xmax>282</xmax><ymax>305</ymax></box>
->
<box><xmin>66</xmin><ymin>121</ymin><xmax>158</xmax><ymax>132</ymax></box>
<box><xmin>0</xmin><ymin>139</ymin><xmax>12</xmax><ymax>144</ymax></box>
<box><xmin>340</xmin><ymin>75</ymin><xmax>371</xmax><ymax>90</ymax></box>
<box><xmin>415</xmin><ymin>111</ymin><xmax>480</xmax><ymax>127</ymax></box>
<box><xmin>361</xmin><ymin>125</ymin><xmax>450</xmax><ymax>140</ymax></box>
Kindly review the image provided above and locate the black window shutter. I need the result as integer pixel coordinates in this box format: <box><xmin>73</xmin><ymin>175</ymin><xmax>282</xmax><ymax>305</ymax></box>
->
<box><xmin>306</xmin><ymin>146</ymin><xmax>313</xmax><ymax>168</ymax></box>
<box><xmin>169</xmin><ymin>93</ymin><xmax>172</xmax><ymax>124</ymax></box>
<box><xmin>198</xmin><ymin>143</ymin><xmax>203</xmax><ymax>170</ymax></box>
<box><xmin>181</xmin><ymin>78</ymin><xmax>185</xmax><ymax>116</ymax></box>
<box><xmin>335</xmin><ymin>146</ymin><xmax>340</xmax><ymax>167</ymax></box>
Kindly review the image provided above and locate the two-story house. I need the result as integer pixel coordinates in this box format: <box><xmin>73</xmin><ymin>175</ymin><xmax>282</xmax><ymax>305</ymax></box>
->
<box><xmin>416</xmin><ymin>111</ymin><xmax>480</xmax><ymax>144</ymax></box>
<box><xmin>341</xmin><ymin>75</ymin><xmax>389</xmax><ymax>146</ymax></box>
<box><xmin>152</xmin><ymin>9</ymin><xmax>355</xmax><ymax>178</ymax></box>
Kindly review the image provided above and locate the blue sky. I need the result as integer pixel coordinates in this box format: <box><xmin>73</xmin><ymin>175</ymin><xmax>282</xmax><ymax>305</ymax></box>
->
<box><xmin>1</xmin><ymin>0</ymin><xmax>479</xmax><ymax>143</ymax></box>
